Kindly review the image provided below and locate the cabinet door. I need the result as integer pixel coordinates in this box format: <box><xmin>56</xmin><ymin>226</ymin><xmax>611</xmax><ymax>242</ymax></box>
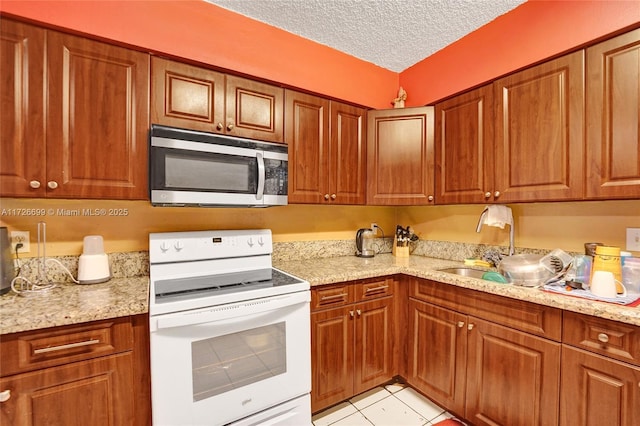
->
<box><xmin>586</xmin><ymin>28</ymin><xmax>640</xmax><ymax>199</ymax></box>
<box><xmin>225</xmin><ymin>75</ymin><xmax>283</xmax><ymax>143</ymax></box>
<box><xmin>151</xmin><ymin>57</ymin><xmax>225</xmax><ymax>133</ymax></box>
<box><xmin>0</xmin><ymin>19</ymin><xmax>46</xmax><ymax>197</ymax></box>
<box><xmin>466</xmin><ymin>318</ymin><xmax>561</xmax><ymax>426</ymax></box>
<box><xmin>560</xmin><ymin>346</ymin><xmax>640</xmax><ymax>426</ymax></box>
<box><xmin>310</xmin><ymin>306</ymin><xmax>354</xmax><ymax>413</ymax></box>
<box><xmin>367</xmin><ymin>107</ymin><xmax>435</xmax><ymax>205</ymax></box>
<box><xmin>406</xmin><ymin>299</ymin><xmax>467</xmax><ymax>415</ymax></box>
<box><xmin>46</xmin><ymin>30</ymin><xmax>149</xmax><ymax>199</ymax></box>
<box><xmin>435</xmin><ymin>85</ymin><xmax>494</xmax><ymax>204</ymax></box>
<box><xmin>285</xmin><ymin>90</ymin><xmax>330</xmax><ymax>203</ymax></box>
<box><xmin>494</xmin><ymin>51</ymin><xmax>584</xmax><ymax>202</ymax></box>
<box><xmin>330</xmin><ymin>102</ymin><xmax>367</xmax><ymax>204</ymax></box>
<box><xmin>354</xmin><ymin>296</ymin><xmax>394</xmax><ymax>394</ymax></box>
<box><xmin>0</xmin><ymin>353</ymin><xmax>134</xmax><ymax>426</ymax></box>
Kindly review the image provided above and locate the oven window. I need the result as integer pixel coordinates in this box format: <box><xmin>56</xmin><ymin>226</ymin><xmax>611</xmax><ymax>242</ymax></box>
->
<box><xmin>164</xmin><ymin>152</ymin><xmax>254</xmax><ymax>192</ymax></box>
<box><xmin>191</xmin><ymin>322</ymin><xmax>286</xmax><ymax>402</ymax></box>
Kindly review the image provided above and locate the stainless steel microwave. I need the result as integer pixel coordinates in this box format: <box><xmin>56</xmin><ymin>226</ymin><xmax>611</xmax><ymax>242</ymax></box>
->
<box><xmin>149</xmin><ymin>125</ymin><xmax>288</xmax><ymax>207</ymax></box>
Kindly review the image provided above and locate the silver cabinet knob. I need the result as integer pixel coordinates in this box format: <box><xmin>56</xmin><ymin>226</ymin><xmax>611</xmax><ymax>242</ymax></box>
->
<box><xmin>484</xmin><ymin>192</ymin><xmax>491</xmax><ymax>198</ymax></box>
<box><xmin>356</xmin><ymin>309</ymin><xmax>362</xmax><ymax>316</ymax></box>
<box><xmin>457</xmin><ymin>321</ymin><xmax>464</xmax><ymax>328</ymax></box>
<box><xmin>597</xmin><ymin>333</ymin><xmax>609</xmax><ymax>343</ymax></box>
<box><xmin>494</xmin><ymin>191</ymin><xmax>501</xmax><ymax>198</ymax></box>
<box><xmin>324</xmin><ymin>194</ymin><xmax>330</xmax><ymax>200</ymax></box>
<box><xmin>331</xmin><ymin>194</ymin><xmax>336</xmax><ymax>200</ymax></box>
<box><xmin>29</xmin><ymin>180</ymin><xmax>41</xmax><ymax>189</ymax></box>
<box><xmin>47</xmin><ymin>181</ymin><xmax>58</xmax><ymax>189</ymax></box>
<box><xmin>0</xmin><ymin>390</ymin><xmax>10</xmax><ymax>402</ymax></box>
<box><xmin>349</xmin><ymin>311</ymin><xmax>354</xmax><ymax>318</ymax></box>
<box><xmin>467</xmin><ymin>323</ymin><xmax>475</xmax><ymax>331</ymax></box>
<box><xmin>227</xmin><ymin>123</ymin><xmax>234</xmax><ymax>131</ymax></box>
<box><xmin>216</xmin><ymin>123</ymin><xmax>223</xmax><ymax>131</ymax></box>
<box><xmin>428</xmin><ymin>195</ymin><xmax>434</xmax><ymax>202</ymax></box>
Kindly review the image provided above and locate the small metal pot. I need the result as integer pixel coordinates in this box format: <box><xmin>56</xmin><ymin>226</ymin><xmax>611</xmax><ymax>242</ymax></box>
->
<box><xmin>498</xmin><ymin>254</ymin><xmax>554</xmax><ymax>287</ymax></box>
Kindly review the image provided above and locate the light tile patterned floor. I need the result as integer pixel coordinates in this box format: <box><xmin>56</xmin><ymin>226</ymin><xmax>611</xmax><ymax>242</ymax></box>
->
<box><xmin>312</xmin><ymin>384</ymin><xmax>465</xmax><ymax>426</ymax></box>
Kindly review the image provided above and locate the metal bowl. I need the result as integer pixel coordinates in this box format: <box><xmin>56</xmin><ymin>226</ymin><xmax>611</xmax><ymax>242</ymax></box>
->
<box><xmin>498</xmin><ymin>254</ymin><xmax>554</xmax><ymax>287</ymax></box>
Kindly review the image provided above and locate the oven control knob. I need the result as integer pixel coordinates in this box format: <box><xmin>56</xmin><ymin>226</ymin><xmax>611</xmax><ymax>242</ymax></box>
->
<box><xmin>247</xmin><ymin>238</ymin><xmax>254</xmax><ymax>247</ymax></box>
<box><xmin>258</xmin><ymin>237</ymin><xmax>264</xmax><ymax>246</ymax></box>
<box><xmin>174</xmin><ymin>241</ymin><xmax>184</xmax><ymax>251</ymax></box>
<box><xmin>160</xmin><ymin>242</ymin><xmax>170</xmax><ymax>252</ymax></box>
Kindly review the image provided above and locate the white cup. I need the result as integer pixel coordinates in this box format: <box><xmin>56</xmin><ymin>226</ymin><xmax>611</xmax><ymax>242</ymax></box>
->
<box><xmin>590</xmin><ymin>271</ymin><xmax>627</xmax><ymax>298</ymax></box>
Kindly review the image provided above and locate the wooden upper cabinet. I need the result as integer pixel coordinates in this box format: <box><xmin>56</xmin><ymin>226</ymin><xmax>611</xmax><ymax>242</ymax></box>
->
<box><xmin>46</xmin><ymin>30</ymin><xmax>150</xmax><ymax>199</ymax></box>
<box><xmin>286</xmin><ymin>90</ymin><xmax>366</xmax><ymax>204</ymax></box>
<box><xmin>0</xmin><ymin>18</ymin><xmax>149</xmax><ymax>200</ymax></box>
<box><xmin>435</xmin><ymin>85</ymin><xmax>494</xmax><ymax>204</ymax></box>
<box><xmin>151</xmin><ymin>58</ymin><xmax>284</xmax><ymax>143</ymax></box>
<box><xmin>0</xmin><ymin>20</ymin><xmax>46</xmax><ymax>197</ymax></box>
<box><xmin>151</xmin><ymin>57</ymin><xmax>225</xmax><ymax>133</ymax></box>
<box><xmin>586</xmin><ymin>28</ymin><xmax>640</xmax><ymax>199</ymax></box>
<box><xmin>493</xmin><ymin>51</ymin><xmax>585</xmax><ymax>202</ymax></box>
<box><xmin>367</xmin><ymin>107</ymin><xmax>435</xmax><ymax>205</ymax></box>
<box><xmin>225</xmin><ymin>75</ymin><xmax>283</xmax><ymax>143</ymax></box>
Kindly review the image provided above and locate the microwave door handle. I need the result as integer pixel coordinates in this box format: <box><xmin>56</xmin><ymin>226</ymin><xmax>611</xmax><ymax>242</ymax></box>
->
<box><xmin>256</xmin><ymin>152</ymin><xmax>265</xmax><ymax>201</ymax></box>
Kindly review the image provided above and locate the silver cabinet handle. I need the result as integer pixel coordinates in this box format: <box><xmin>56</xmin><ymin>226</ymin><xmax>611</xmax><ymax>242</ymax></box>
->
<box><xmin>494</xmin><ymin>191</ymin><xmax>501</xmax><ymax>198</ymax></box>
<box><xmin>29</xmin><ymin>180</ymin><xmax>41</xmax><ymax>189</ymax></box>
<box><xmin>227</xmin><ymin>123</ymin><xmax>234</xmax><ymax>131</ymax></box>
<box><xmin>331</xmin><ymin>194</ymin><xmax>336</xmax><ymax>200</ymax></box>
<box><xmin>349</xmin><ymin>311</ymin><xmax>354</xmax><ymax>318</ymax></box>
<box><xmin>365</xmin><ymin>285</ymin><xmax>389</xmax><ymax>293</ymax></box>
<box><xmin>320</xmin><ymin>293</ymin><xmax>347</xmax><ymax>301</ymax></box>
<box><xmin>484</xmin><ymin>192</ymin><xmax>491</xmax><ymax>198</ymax></box>
<box><xmin>0</xmin><ymin>390</ymin><xmax>10</xmax><ymax>402</ymax></box>
<box><xmin>428</xmin><ymin>195</ymin><xmax>434</xmax><ymax>202</ymax></box>
<box><xmin>467</xmin><ymin>323</ymin><xmax>475</xmax><ymax>331</ymax></box>
<box><xmin>33</xmin><ymin>339</ymin><xmax>100</xmax><ymax>354</ymax></box>
<box><xmin>47</xmin><ymin>181</ymin><xmax>58</xmax><ymax>189</ymax></box>
<box><xmin>457</xmin><ymin>321</ymin><xmax>465</xmax><ymax>328</ymax></box>
<box><xmin>324</xmin><ymin>194</ymin><xmax>330</xmax><ymax>200</ymax></box>
<box><xmin>597</xmin><ymin>333</ymin><xmax>609</xmax><ymax>343</ymax></box>
<box><xmin>356</xmin><ymin>309</ymin><xmax>362</xmax><ymax>316</ymax></box>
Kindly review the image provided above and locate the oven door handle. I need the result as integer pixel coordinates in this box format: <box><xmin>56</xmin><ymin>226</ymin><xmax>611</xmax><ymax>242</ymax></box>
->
<box><xmin>153</xmin><ymin>292</ymin><xmax>309</xmax><ymax>331</ymax></box>
<box><xmin>256</xmin><ymin>152</ymin><xmax>265</xmax><ymax>201</ymax></box>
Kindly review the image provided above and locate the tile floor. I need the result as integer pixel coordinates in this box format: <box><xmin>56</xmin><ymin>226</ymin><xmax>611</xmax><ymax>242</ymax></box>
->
<box><xmin>312</xmin><ymin>383</ymin><xmax>465</xmax><ymax>426</ymax></box>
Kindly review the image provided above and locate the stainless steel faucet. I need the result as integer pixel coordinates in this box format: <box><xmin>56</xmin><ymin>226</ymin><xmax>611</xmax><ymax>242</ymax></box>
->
<box><xmin>476</xmin><ymin>206</ymin><xmax>515</xmax><ymax>256</ymax></box>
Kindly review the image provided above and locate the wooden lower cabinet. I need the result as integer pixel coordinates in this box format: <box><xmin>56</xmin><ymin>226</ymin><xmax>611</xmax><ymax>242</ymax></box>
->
<box><xmin>465</xmin><ymin>318</ymin><xmax>561</xmax><ymax>426</ymax></box>
<box><xmin>0</xmin><ymin>353</ymin><xmax>134</xmax><ymax>426</ymax></box>
<box><xmin>560</xmin><ymin>346</ymin><xmax>640</xmax><ymax>426</ymax></box>
<box><xmin>0</xmin><ymin>315</ymin><xmax>150</xmax><ymax>426</ymax></box>
<box><xmin>311</xmin><ymin>279</ymin><xmax>395</xmax><ymax>413</ymax></box>
<box><xmin>407</xmin><ymin>298</ymin><xmax>561</xmax><ymax>425</ymax></box>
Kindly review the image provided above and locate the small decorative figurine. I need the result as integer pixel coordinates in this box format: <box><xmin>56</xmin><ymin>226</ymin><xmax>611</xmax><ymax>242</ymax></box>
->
<box><xmin>392</xmin><ymin>86</ymin><xmax>407</xmax><ymax>108</ymax></box>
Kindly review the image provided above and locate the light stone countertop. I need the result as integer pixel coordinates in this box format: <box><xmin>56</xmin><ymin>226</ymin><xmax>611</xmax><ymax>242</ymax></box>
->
<box><xmin>2</xmin><ymin>253</ymin><xmax>638</xmax><ymax>335</ymax></box>
<box><xmin>0</xmin><ymin>277</ymin><xmax>149</xmax><ymax>335</ymax></box>
<box><xmin>275</xmin><ymin>254</ymin><xmax>640</xmax><ymax>327</ymax></box>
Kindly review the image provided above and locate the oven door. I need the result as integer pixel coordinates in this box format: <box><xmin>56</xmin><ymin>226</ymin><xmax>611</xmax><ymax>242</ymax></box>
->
<box><xmin>150</xmin><ymin>131</ymin><xmax>288</xmax><ymax>207</ymax></box>
<box><xmin>149</xmin><ymin>291</ymin><xmax>311</xmax><ymax>426</ymax></box>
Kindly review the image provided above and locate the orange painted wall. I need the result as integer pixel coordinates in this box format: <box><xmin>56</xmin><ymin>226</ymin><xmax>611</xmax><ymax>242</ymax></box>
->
<box><xmin>400</xmin><ymin>0</ymin><xmax>640</xmax><ymax>105</ymax></box>
<box><xmin>0</xmin><ymin>0</ymin><xmax>397</xmax><ymax>109</ymax></box>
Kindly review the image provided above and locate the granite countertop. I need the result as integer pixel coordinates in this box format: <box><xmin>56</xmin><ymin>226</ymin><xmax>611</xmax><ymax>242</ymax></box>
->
<box><xmin>0</xmin><ymin>277</ymin><xmax>149</xmax><ymax>335</ymax></box>
<box><xmin>275</xmin><ymin>254</ymin><xmax>640</xmax><ymax>327</ymax></box>
<box><xmin>2</xmin><ymin>253</ymin><xmax>638</xmax><ymax>335</ymax></box>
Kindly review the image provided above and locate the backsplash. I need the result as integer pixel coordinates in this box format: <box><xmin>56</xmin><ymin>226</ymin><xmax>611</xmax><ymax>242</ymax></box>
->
<box><xmin>10</xmin><ymin>239</ymin><xmax>559</xmax><ymax>284</ymax></box>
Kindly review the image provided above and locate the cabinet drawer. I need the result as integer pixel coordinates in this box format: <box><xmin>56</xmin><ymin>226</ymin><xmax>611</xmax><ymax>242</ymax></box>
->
<box><xmin>355</xmin><ymin>277</ymin><xmax>394</xmax><ymax>301</ymax></box>
<box><xmin>311</xmin><ymin>284</ymin><xmax>354</xmax><ymax>310</ymax></box>
<box><xmin>563</xmin><ymin>311</ymin><xmax>640</xmax><ymax>366</ymax></box>
<box><xmin>411</xmin><ymin>278</ymin><xmax>562</xmax><ymax>341</ymax></box>
<box><xmin>0</xmin><ymin>317</ymin><xmax>133</xmax><ymax>376</ymax></box>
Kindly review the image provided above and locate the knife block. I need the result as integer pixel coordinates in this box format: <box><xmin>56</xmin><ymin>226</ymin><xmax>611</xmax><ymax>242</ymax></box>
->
<box><xmin>392</xmin><ymin>236</ymin><xmax>410</xmax><ymax>257</ymax></box>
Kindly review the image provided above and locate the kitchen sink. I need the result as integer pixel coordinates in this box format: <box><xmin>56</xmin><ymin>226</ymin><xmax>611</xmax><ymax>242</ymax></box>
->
<box><xmin>437</xmin><ymin>267</ymin><xmax>488</xmax><ymax>279</ymax></box>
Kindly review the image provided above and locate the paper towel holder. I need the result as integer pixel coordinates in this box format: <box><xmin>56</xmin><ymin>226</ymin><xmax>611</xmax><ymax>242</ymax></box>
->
<box><xmin>476</xmin><ymin>206</ymin><xmax>515</xmax><ymax>256</ymax></box>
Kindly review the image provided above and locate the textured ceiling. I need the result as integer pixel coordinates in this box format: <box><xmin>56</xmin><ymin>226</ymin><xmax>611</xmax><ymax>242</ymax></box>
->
<box><xmin>206</xmin><ymin>0</ymin><xmax>527</xmax><ymax>72</ymax></box>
